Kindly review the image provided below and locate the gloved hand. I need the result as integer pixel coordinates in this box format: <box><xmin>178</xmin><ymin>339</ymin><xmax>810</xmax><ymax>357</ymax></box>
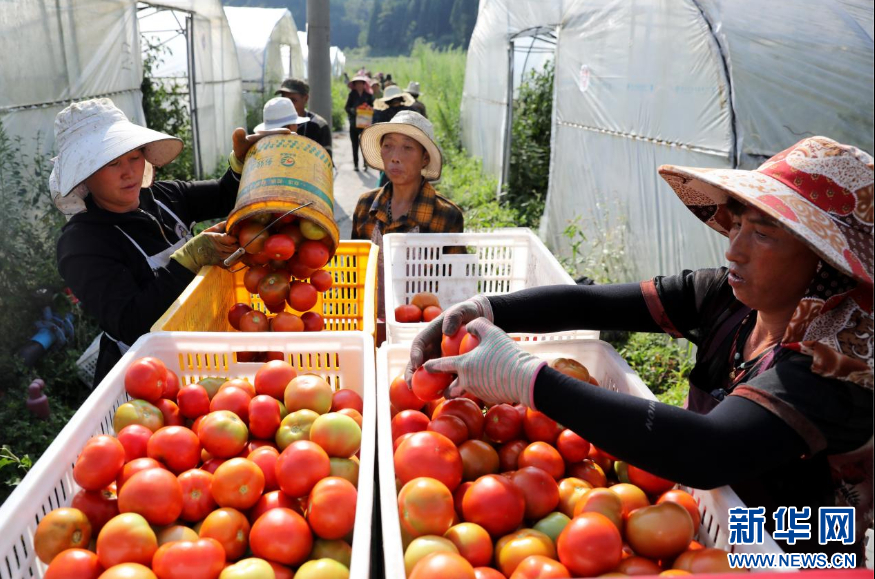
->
<box><xmin>171</xmin><ymin>221</ymin><xmax>238</xmax><ymax>273</ymax></box>
<box><xmin>230</xmin><ymin>127</ymin><xmax>292</xmax><ymax>172</ymax></box>
<box><xmin>423</xmin><ymin>318</ymin><xmax>546</xmax><ymax>407</ymax></box>
<box><xmin>405</xmin><ymin>294</ymin><xmax>494</xmax><ymax>382</ymax></box>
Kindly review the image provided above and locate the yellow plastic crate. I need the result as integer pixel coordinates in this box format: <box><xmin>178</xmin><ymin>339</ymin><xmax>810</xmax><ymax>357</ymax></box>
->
<box><xmin>152</xmin><ymin>240</ymin><xmax>378</xmax><ymax>336</ymax></box>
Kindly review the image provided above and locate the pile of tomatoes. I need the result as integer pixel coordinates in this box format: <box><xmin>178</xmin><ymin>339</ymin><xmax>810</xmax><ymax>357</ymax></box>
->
<box><xmin>226</xmin><ymin>213</ymin><xmax>336</xmax><ymax>334</ymax></box>
<box><xmin>35</xmin><ymin>356</ymin><xmax>364</xmax><ymax>579</ymax></box>
<box><xmin>395</xmin><ymin>292</ymin><xmax>444</xmax><ymax>324</ymax></box>
<box><xmin>387</xmin><ymin>329</ymin><xmax>744</xmax><ymax>579</ymax></box>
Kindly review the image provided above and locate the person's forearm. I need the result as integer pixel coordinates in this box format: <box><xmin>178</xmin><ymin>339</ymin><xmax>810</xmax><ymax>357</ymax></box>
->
<box><xmin>533</xmin><ymin>368</ymin><xmax>807</xmax><ymax>489</ymax></box>
<box><xmin>488</xmin><ymin>283</ymin><xmax>662</xmax><ymax>334</ymax></box>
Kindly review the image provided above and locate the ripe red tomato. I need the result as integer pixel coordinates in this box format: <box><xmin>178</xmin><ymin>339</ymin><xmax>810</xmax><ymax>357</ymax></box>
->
<box><xmin>573</xmin><ymin>487</ymin><xmax>624</xmax><ymax>532</ymax></box>
<box><xmin>444</xmin><ymin>522</ymin><xmax>493</xmax><ymax>568</ymax></box>
<box><xmin>398</xmin><ymin>477</ymin><xmax>456</xmax><ymax>537</ymax></box>
<box><xmin>227</xmin><ymin>303</ymin><xmax>253</xmax><ymax>330</ymax></box>
<box><xmin>297</xmin><ymin>240</ymin><xmax>330</xmax><ymax>269</ymax></box>
<box><xmin>395</xmin><ymin>431</ymin><xmax>463</xmax><ymax>491</ymax></box>
<box><xmin>247</xmin><ymin>395</ymin><xmax>282</xmax><ymax>439</ymax></box>
<box><xmin>549</xmin><ymin>358</ymin><xmax>591</xmax><ymax>382</ymax></box>
<box><xmin>177</xmin><ymin>468</ymin><xmax>217</xmax><ymax>522</ymax></box>
<box><xmin>71</xmin><ymin>487</ymin><xmax>118</xmax><ymax>533</ymax></box>
<box><xmin>458</xmin><ymin>440</ymin><xmax>500</xmax><ymax>481</ymax></box>
<box><xmin>510</xmin><ymin>466</ymin><xmax>561</xmax><ymax>520</ymax></box>
<box><xmin>147</xmin><ymin>426</ymin><xmax>201</xmax><ymax>473</ymax></box>
<box><xmin>275</xmin><ymin>440</ymin><xmax>331</xmax><ymax>497</ymax></box>
<box><xmin>474</xmin><ymin>567</ymin><xmax>506</xmax><ymax>579</ymax></box>
<box><xmin>219</xmin><ymin>378</ymin><xmax>256</xmax><ymax>398</ymax></box>
<box><xmin>396</xmin><ymin>304</ymin><xmax>423</xmax><ymax>323</ymax></box>
<box><xmin>495</xmin><ymin>529</ymin><xmax>556</xmax><ymax>577</ymax></box>
<box><xmin>657</xmin><ymin>489</ymin><xmax>701</xmax><ymax>535</ymax></box>
<box><xmin>243</xmin><ymin>265</ymin><xmax>270</xmax><ymax>294</ymax></box>
<box><xmin>151</xmin><ymin>537</ymin><xmax>226</xmax><ymax>579</ymax></box>
<box><xmin>288</xmin><ymin>281</ymin><xmax>318</xmax><ymax>311</ymax></box>
<box><xmin>247</xmin><ymin>446</ymin><xmax>280</xmax><ymax>492</ymax></box>
<box><xmin>432</xmin><ymin>398</ymin><xmax>484</xmax><ymax>440</ymax></box>
<box><xmin>331</xmin><ymin>388</ymin><xmax>364</xmax><ymax>413</ymax></box>
<box><xmin>34</xmin><ymin>508</ymin><xmax>92</xmax><ymax>564</ymax></box>
<box><xmin>118</xmin><ymin>467</ymin><xmax>183</xmax><ymax>526</ymax></box>
<box><xmin>391</xmin><ymin>409</ymin><xmax>430</xmax><ymax>441</ymax></box>
<box><xmin>96</xmin><ymin>512</ymin><xmax>158</xmax><ymax>568</ymax></box>
<box><xmin>673</xmin><ymin>548</ymin><xmax>739</xmax><ymax>573</ymax></box>
<box><xmin>199</xmin><ymin>507</ymin><xmax>250</xmax><ymax>561</ymax></box>
<box><xmin>307</xmin><ymin>476</ymin><xmax>358</xmax><ymax>539</ymax></box>
<box><xmin>627</xmin><ymin>464</ymin><xmax>676</xmax><ymax>496</ymax></box>
<box><xmin>238</xmin><ymin>310</ymin><xmax>269</xmax><ymax>332</ymax></box>
<box><xmin>264</xmin><ymin>299</ymin><xmax>287</xmax><ymax>314</ymax></box>
<box><xmin>249</xmin><ymin>507</ymin><xmax>313</xmax><ymax>566</ymax></box>
<box><xmin>556</xmin><ymin>512</ymin><xmax>623</xmax><ymax>576</ymax></box>
<box><xmin>441</xmin><ymin>327</ymin><xmax>467</xmax><ymax>357</ymax></box>
<box><xmin>428</xmin><ymin>415</ymin><xmax>469</xmax><ymax>446</ymax></box>
<box><xmin>162</xmin><ymin>368</ymin><xmax>180</xmax><ymax>401</ymax></box>
<box><xmin>310</xmin><ymin>269</ymin><xmax>333</xmax><ymax>292</ymax></box>
<box><xmin>556</xmin><ymin>429</ymin><xmax>591</xmax><ymax>464</ymax></box>
<box><xmin>611</xmin><ymin>483</ymin><xmax>651</xmax><ymax>517</ymax></box>
<box><xmin>116</xmin><ymin>424</ymin><xmax>153</xmax><ymax>463</ymax></box>
<box><xmin>458</xmin><ymin>333</ymin><xmax>479</xmax><ymax>354</ymax></box>
<box><xmin>177</xmin><ymin>384</ymin><xmax>211</xmax><ymax>419</ymax></box>
<box><xmin>523</xmin><ymin>409</ymin><xmax>562</xmax><ymax>444</ymax></box>
<box><xmin>248</xmin><ymin>490</ymin><xmax>302</xmax><ymax>524</ymax></box>
<box><xmin>197</xmin><ymin>410</ymin><xmax>248</xmax><ymax>458</ymax></box>
<box><xmin>43</xmin><ymin>548</ymin><xmax>102</xmax><ymax>579</ymax></box>
<box><xmin>519</xmin><ymin>441</ymin><xmax>565</xmax><ymax>480</ymax></box>
<box><xmin>288</xmin><ymin>254</ymin><xmax>317</xmax><ymax>279</ymax></box>
<box><xmin>271</xmin><ymin>312</ymin><xmax>305</xmax><ymax>331</ymax></box>
<box><xmin>154</xmin><ymin>398</ymin><xmax>184</xmax><ymax>427</ymax></box>
<box><xmin>422</xmin><ymin>305</ymin><xmax>442</xmax><ymax>322</ymax></box>
<box><xmin>117</xmin><ymin>457</ymin><xmax>163</xmax><ymax>490</ymax></box>
<box><xmin>284</xmin><ymin>374</ymin><xmax>333</xmax><ymax>413</ymax></box>
<box><xmin>258</xmin><ymin>272</ymin><xmax>290</xmax><ymax>305</ymax></box>
<box><xmin>74</xmin><ymin>435</ymin><xmax>126</xmax><ymax>491</ymax></box>
<box><xmin>124</xmin><ymin>358</ymin><xmax>166</xmax><ymax>402</ymax></box>
<box><xmin>211</xmin><ymin>457</ymin><xmax>265</xmax><ymax>510</ymax></box>
<box><xmin>409</xmin><ymin>552</ymin><xmax>476</xmax><ymax>579</ymax></box>
<box><xmin>462</xmin><ymin>474</ymin><xmax>526</xmax><ymax>537</ymax></box>
<box><xmin>238</xmin><ymin>220</ymin><xmax>269</xmax><ymax>254</ymax></box>
<box><xmin>615</xmin><ymin>555</ymin><xmax>663</xmax><ymax>576</ymax></box>
<box><xmin>412</xmin><ymin>366</ymin><xmax>453</xmax><ymax>401</ymax></box>
<box><xmin>264</xmin><ymin>233</ymin><xmax>296</xmax><ymax>260</ymax></box>
<box><xmin>625</xmin><ymin>502</ymin><xmax>694</xmax><ymax>560</ymax></box>
<box><xmin>389</xmin><ymin>374</ymin><xmax>425</xmax><ymax>411</ymax></box>
<box><xmin>254</xmin><ymin>360</ymin><xmax>297</xmax><ymax>400</ymax></box>
<box><xmin>566</xmin><ymin>459</ymin><xmax>607</xmax><ymax>488</ymax></box>
<box><xmin>557</xmin><ymin>477</ymin><xmax>593</xmax><ymax>517</ymax></box>
<box><xmin>484</xmin><ymin>404</ymin><xmax>523</xmax><ymax>443</ymax></box>
<box><xmin>301</xmin><ymin>311</ymin><xmax>325</xmax><ymax>331</ymax></box>
<box><xmin>509</xmin><ymin>555</ymin><xmax>571</xmax><ymax>579</ymax></box>
<box><xmin>498</xmin><ymin>440</ymin><xmax>528</xmax><ymax>472</ymax></box>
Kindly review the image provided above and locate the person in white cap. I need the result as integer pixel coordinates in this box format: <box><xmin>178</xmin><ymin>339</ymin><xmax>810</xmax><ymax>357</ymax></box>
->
<box><xmin>405</xmin><ymin>81</ymin><xmax>427</xmax><ymax>119</ymax></box>
<box><xmin>53</xmin><ymin>98</ymin><xmax>269</xmax><ymax>385</ymax></box>
<box><xmin>352</xmin><ymin>111</ymin><xmax>464</xmax><ymax>328</ymax></box>
<box><xmin>254</xmin><ymin>96</ymin><xmax>309</xmax><ymax>134</ymax></box>
<box><xmin>275</xmin><ymin>78</ymin><xmax>332</xmax><ymax>158</ymax></box>
<box><xmin>344</xmin><ymin>74</ymin><xmax>374</xmax><ymax>171</ymax></box>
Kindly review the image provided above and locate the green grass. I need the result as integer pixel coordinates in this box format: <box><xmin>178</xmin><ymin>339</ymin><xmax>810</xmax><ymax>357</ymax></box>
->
<box><xmin>607</xmin><ymin>332</ymin><xmax>694</xmax><ymax>407</ymax></box>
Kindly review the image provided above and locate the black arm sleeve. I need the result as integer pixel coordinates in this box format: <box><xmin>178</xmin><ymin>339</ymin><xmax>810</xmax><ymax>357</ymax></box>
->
<box><xmin>488</xmin><ymin>283</ymin><xmax>662</xmax><ymax>334</ymax></box>
<box><xmin>533</xmin><ymin>367</ymin><xmax>810</xmax><ymax>489</ymax></box>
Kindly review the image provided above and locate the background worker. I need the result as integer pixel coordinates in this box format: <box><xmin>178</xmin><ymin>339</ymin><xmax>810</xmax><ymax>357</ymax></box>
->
<box><xmin>345</xmin><ymin>74</ymin><xmax>374</xmax><ymax>172</ymax></box>
<box><xmin>405</xmin><ymin>81</ymin><xmax>427</xmax><ymax>118</ymax></box>
<box><xmin>54</xmin><ymin>98</ymin><xmax>268</xmax><ymax>385</ymax></box>
<box><xmin>408</xmin><ymin>137</ymin><xmax>874</xmax><ymax>556</ymax></box>
<box><xmin>275</xmin><ymin>78</ymin><xmax>332</xmax><ymax>158</ymax></box>
<box><xmin>254</xmin><ymin>97</ymin><xmax>309</xmax><ymax>134</ymax></box>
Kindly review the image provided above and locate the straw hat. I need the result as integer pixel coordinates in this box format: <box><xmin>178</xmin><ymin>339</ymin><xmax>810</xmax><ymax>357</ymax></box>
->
<box><xmin>405</xmin><ymin>81</ymin><xmax>422</xmax><ymax>96</ymax></box>
<box><xmin>254</xmin><ymin>97</ymin><xmax>309</xmax><ymax>132</ymax></box>
<box><xmin>659</xmin><ymin>136</ymin><xmax>874</xmax><ymax>286</ymax></box>
<box><xmin>373</xmin><ymin>85</ymin><xmax>416</xmax><ymax>111</ymax></box>
<box><xmin>49</xmin><ymin>98</ymin><xmax>182</xmax><ymax>215</ymax></box>
<box><xmin>360</xmin><ymin>110</ymin><xmax>442</xmax><ymax>180</ymax></box>
<box><xmin>348</xmin><ymin>74</ymin><xmax>370</xmax><ymax>89</ymax></box>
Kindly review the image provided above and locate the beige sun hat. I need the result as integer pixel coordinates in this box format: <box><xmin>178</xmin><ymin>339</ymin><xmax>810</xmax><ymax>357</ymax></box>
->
<box><xmin>405</xmin><ymin>81</ymin><xmax>422</xmax><ymax>96</ymax></box>
<box><xmin>49</xmin><ymin>98</ymin><xmax>183</xmax><ymax>215</ymax></box>
<box><xmin>360</xmin><ymin>110</ymin><xmax>442</xmax><ymax>180</ymax></box>
<box><xmin>373</xmin><ymin>85</ymin><xmax>416</xmax><ymax>111</ymax></box>
<box><xmin>254</xmin><ymin>97</ymin><xmax>309</xmax><ymax>132</ymax></box>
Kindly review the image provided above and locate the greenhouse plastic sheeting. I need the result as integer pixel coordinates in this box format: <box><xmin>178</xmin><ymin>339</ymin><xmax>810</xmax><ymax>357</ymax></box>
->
<box><xmin>224</xmin><ymin>6</ymin><xmax>305</xmax><ymax>114</ymax></box>
<box><xmin>461</xmin><ymin>0</ymin><xmax>874</xmax><ymax>281</ymax></box>
<box><xmin>0</xmin><ymin>1</ymin><xmax>144</xmax><ymax>159</ymax></box>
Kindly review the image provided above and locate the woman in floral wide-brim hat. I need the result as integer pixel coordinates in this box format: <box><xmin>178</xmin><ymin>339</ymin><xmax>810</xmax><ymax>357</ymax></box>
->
<box><xmin>54</xmin><ymin>98</ymin><xmax>271</xmax><ymax>385</ymax></box>
<box><xmin>408</xmin><ymin>136</ymin><xmax>873</xmax><ymax>556</ymax></box>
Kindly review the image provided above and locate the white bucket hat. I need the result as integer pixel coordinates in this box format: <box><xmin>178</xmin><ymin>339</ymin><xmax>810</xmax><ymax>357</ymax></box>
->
<box><xmin>254</xmin><ymin>97</ymin><xmax>310</xmax><ymax>133</ymax></box>
<box><xmin>49</xmin><ymin>98</ymin><xmax>183</xmax><ymax>215</ymax></box>
<box><xmin>360</xmin><ymin>110</ymin><xmax>443</xmax><ymax>180</ymax></box>
<box><xmin>405</xmin><ymin>81</ymin><xmax>422</xmax><ymax>96</ymax></box>
<box><xmin>373</xmin><ymin>85</ymin><xmax>416</xmax><ymax>111</ymax></box>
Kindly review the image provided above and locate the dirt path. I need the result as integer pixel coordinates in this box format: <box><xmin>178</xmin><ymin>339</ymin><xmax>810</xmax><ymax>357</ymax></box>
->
<box><xmin>331</xmin><ymin>129</ymin><xmax>378</xmax><ymax>239</ymax></box>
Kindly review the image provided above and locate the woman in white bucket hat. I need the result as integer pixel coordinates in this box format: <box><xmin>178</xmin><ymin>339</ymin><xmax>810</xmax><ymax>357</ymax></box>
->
<box><xmin>54</xmin><ymin>98</ymin><xmax>268</xmax><ymax>385</ymax></box>
<box><xmin>408</xmin><ymin>137</ymin><xmax>873</xmax><ymax>556</ymax></box>
<box><xmin>254</xmin><ymin>96</ymin><xmax>309</xmax><ymax>133</ymax></box>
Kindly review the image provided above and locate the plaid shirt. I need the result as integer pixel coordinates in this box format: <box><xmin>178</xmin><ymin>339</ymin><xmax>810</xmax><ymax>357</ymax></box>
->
<box><xmin>351</xmin><ymin>180</ymin><xmax>464</xmax><ymax>244</ymax></box>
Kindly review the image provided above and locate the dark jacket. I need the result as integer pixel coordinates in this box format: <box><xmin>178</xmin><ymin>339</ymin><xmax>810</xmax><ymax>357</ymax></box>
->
<box><xmin>345</xmin><ymin>90</ymin><xmax>374</xmax><ymax>122</ymax></box>
<box><xmin>298</xmin><ymin>110</ymin><xmax>333</xmax><ymax>158</ymax></box>
<box><xmin>373</xmin><ymin>106</ymin><xmax>412</xmax><ymax>124</ymax></box>
<box><xmin>409</xmin><ymin>99</ymin><xmax>427</xmax><ymax>118</ymax></box>
<box><xmin>57</xmin><ymin>169</ymin><xmax>240</xmax><ymax>384</ymax></box>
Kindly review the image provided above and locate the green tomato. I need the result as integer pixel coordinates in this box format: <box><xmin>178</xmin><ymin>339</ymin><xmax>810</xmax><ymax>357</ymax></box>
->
<box><xmin>299</xmin><ymin>220</ymin><xmax>327</xmax><ymax>240</ymax></box>
<box><xmin>275</xmin><ymin>409</ymin><xmax>319</xmax><ymax>450</ymax></box>
<box><xmin>113</xmin><ymin>399</ymin><xmax>163</xmax><ymax>433</ymax></box>
<box><xmin>614</xmin><ymin>460</ymin><xmax>631</xmax><ymax>484</ymax></box>
<box><xmin>295</xmin><ymin>558</ymin><xmax>349</xmax><ymax>579</ymax></box>
<box><xmin>198</xmin><ymin>377</ymin><xmax>226</xmax><ymax>400</ymax></box>
<box><xmin>310</xmin><ymin>538</ymin><xmax>353</xmax><ymax>568</ymax></box>
<box><xmin>329</xmin><ymin>457</ymin><xmax>360</xmax><ymax>487</ymax></box>
<box><xmin>219</xmin><ymin>557</ymin><xmax>276</xmax><ymax>579</ymax></box>
<box><xmin>533</xmin><ymin>511</ymin><xmax>571</xmax><ymax>544</ymax></box>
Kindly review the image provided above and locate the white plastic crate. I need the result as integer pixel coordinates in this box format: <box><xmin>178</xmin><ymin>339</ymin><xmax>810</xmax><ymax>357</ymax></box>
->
<box><xmin>382</xmin><ymin>228</ymin><xmax>599</xmax><ymax>344</ymax></box>
<box><xmin>74</xmin><ymin>332</ymin><xmax>102</xmax><ymax>387</ymax></box>
<box><xmin>376</xmin><ymin>340</ymin><xmax>783</xmax><ymax>578</ymax></box>
<box><xmin>0</xmin><ymin>331</ymin><xmax>376</xmax><ymax>579</ymax></box>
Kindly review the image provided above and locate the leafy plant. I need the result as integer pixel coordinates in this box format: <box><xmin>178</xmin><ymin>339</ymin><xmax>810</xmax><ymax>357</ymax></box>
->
<box><xmin>607</xmin><ymin>332</ymin><xmax>695</xmax><ymax>407</ymax></box>
<box><xmin>0</xmin><ymin>446</ymin><xmax>33</xmax><ymax>489</ymax></box>
<box><xmin>331</xmin><ymin>78</ymin><xmax>349</xmax><ymax>131</ymax></box>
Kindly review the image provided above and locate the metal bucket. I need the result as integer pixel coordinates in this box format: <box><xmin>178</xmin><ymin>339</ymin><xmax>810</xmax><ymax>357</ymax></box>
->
<box><xmin>227</xmin><ymin>133</ymin><xmax>339</xmax><ymax>254</ymax></box>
